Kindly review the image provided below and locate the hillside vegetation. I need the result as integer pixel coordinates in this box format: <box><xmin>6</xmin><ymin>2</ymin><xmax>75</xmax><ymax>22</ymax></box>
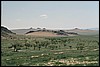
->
<box><xmin>1</xmin><ymin>26</ymin><xmax>99</xmax><ymax>66</ymax></box>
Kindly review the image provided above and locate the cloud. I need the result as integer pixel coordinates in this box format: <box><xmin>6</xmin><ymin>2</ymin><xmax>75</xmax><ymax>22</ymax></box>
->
<box><xmin>40</xmin><ymin>14</ymin><xmax>48</xmax><ymax>19</ymax></box>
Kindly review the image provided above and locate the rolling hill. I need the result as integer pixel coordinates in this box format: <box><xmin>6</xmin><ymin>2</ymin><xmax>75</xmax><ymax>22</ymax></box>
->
<box><xmin>1</xmin><ymin>26</ymin><xmax>16</xmax><ymax>36</ymax></box>
<box><xmin>1</xmin><ymin>26</ymin><xmax>16</xmax><ymax>39</ymax></box>
<box><xmin>11</xmin><ymin>28</ymin><xmax>79</xmax><ymax>37</ymax></box>
<box><xmin>25</xmin><ymin>31</ymin><xmax>64</xmax><ymax>37</ymax></box>
<box><xmin>11</xmin><ymin>27</ymin><xmax>99</xmax><ymax>36</ymax></box>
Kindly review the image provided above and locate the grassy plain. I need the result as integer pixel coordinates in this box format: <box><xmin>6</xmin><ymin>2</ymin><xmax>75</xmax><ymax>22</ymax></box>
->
<box><xmin>1</xmin><ymin>34</ymin><xmax>99</xmax><ymax>66</ymax></box>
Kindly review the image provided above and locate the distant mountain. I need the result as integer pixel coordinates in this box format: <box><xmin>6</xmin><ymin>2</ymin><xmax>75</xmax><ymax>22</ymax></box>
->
<box><xmin>65</xmin><ymin>28</ymin><xmax>99</xmax><ymax>35</ymax></box>
<box><xmin>86</xmin><ymin>28</ymin><xmax>99</xmax><ymax>30</ymax></box>
<box><xmin>1</xmin><ymin>26</ymin><xmax>16</xmax><ymax>37</ymax></box>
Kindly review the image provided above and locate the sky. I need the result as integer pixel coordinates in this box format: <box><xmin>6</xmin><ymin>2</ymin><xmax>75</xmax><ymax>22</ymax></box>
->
<box><xmin>1</xmin><ymin>1</ymin><xmax>99</xmax><ymax>30</ymax></box>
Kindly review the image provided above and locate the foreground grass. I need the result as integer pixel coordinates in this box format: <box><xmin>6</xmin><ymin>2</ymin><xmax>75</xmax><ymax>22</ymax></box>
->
<box><xmin>1</xmin><ymin>35</ymin><xmax>99</xmax><ymax>66</ymax></box>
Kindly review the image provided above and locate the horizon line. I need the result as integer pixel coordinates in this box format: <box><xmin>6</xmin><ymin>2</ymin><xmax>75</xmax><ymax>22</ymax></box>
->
<box><xmin>1</xmin><ymin>25</ymin><xmax>99</xmax><ymax>30</ymax></box>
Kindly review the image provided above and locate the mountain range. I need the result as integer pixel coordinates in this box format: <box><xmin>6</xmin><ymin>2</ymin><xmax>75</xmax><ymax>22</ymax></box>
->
<box><xmin>11</xmin><ymin>27</ymin><xmax>99</xmax><ymax>35</ymax></box>
<box><xmin>85</xmin><ymin>28</ymin><xmax>99</xmax><ymax>30</ymax></box>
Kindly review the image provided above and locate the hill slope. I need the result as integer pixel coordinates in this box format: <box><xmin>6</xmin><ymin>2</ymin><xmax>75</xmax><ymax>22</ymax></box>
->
<box><xmin>26</xmin><ymin>31</ymin><xmax>68</xmax><ymax>37</ymax></box>
<box><xmin>11</xmin><ymin>28</ymin><xmax>37</xmax><ymax>34</ymax></box>
<box><xmin>1</xmin><ymin>26</ymin><xmax>16</xmax><ymax>37</ymax></box>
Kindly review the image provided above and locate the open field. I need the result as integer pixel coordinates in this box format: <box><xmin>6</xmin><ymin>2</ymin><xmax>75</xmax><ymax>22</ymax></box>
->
<box><xmin>26</xmin><ymin>31</ymin><xmax>65</xmax><ymax>37</ymax></box>
<box><xmin>1</xmin><ymin>34</ymin><xmax>99</xmax><ymax>66</ymax></box>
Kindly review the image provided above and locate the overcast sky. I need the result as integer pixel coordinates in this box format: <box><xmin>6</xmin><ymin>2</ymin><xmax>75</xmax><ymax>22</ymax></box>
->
<box><xmin>1</xmin><ymin>1</ymin><xmax>99</xmax><ymax>30</ymax></box>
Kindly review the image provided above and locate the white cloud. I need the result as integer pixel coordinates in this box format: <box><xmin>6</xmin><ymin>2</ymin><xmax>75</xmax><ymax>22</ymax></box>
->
<box><xmin>40</xmin><ymin>14</ymin><xmax>48</xmax><ymax>19</ymax></box>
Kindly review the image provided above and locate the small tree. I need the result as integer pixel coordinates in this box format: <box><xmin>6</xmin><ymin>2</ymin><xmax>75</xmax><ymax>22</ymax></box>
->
<box><xmin>13</xmin><ymin>44</ymin><xmax>17</xmax><ymax>52</ymax></box>
<box><xmin>49</xmin><ymin>44</ymin><xmax>57</xmax><ymax>50</ymax></box>
<box><xmin>69</xmin><ymin>46</ymin><xmax>72</xmax><ymax>49</ymax></box>
<box><xmin>25</xmin><ymin>43</ymin><xmax>28</xmax><ymax>49</ymax></box>
<box><xmin>38</xmin><ymin>45</ymin><xmax>41</xmax><ymax>50</ymax></box>
<box><xmin>37</xmin><ymin>41</ymin><xmax>41</xmax><ymax>50</ymax></box>
<box><xmin>11</xmin><ymin>41</ymin><xmax>19</xmax><ymax>52</ymax></box>
<box><xmin>44</xmin><ymin>41</ymin><xmax>50</xmax><ymax>48</ymax></box>
<box><xmin>76</xmin><ymin>46</ymin><xmax>79</xmax><ymax>50</ymax></box>
<box><xmin>76</xmin><ymin>42</ymin><xmax>84</xmax><ymax>51</ymax></box>
<box><xmin>63</xmin><ymin>44</ymin><xmax>66</xmax><ymax>47</ymax></box>
<box><xmin>24</xmin><ymin>40</ymin><xmax>31</xmax><ymax>49</ymax></box>
<box><xmin>12</xmin><ymin>43</ymin><xmax>20</xmax><ymax>52</ymax></box>
<box><xmin>33</xmin><ymin>42</ymin><xmax>36</xmax><ymax>50</ymax></box>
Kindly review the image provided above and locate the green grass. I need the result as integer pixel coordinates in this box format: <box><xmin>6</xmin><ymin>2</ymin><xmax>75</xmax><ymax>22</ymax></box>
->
<box><xmin>1</xmin><ymin>35</ymin><xmax>99</xmax><ymax>66</ymax></box>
